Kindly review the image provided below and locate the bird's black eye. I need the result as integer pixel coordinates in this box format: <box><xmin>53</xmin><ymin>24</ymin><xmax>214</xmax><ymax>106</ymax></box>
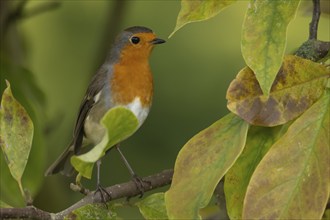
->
<box><xmin>131</xmin><ymin>36</ymin><xmax>140</xmax><ymax>44</ymax></box>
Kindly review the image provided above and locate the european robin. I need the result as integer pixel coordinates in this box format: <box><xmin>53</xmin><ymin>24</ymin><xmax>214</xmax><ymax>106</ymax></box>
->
<box><xmin>45</xmin><ymin>26</ymin><xmax>165</xmax><ymax>189</ymax></box>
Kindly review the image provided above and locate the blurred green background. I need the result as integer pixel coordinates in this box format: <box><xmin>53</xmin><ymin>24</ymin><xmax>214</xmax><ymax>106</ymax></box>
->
<box><xmin>1</xmin><ymin>0</ymin><xmax>329</xmax><ymax>218</ymax></box>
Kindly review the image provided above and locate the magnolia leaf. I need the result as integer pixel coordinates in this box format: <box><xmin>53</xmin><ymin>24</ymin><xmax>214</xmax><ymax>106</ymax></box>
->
<box><xmin>1</xmin><ymin>60</ymin><xmax>47</xmax><ymax>206</ymax></box>
<box><xmin>71</xmin><ymin>106</ymin><xmax>139</xmax><ymax>179</ymax></box>
<box><xmin>224</xmin><ymin>124</ymin><xmax>290</xmax><ymax>219</ymax></box>
<box><xmin>243</xmin><ymin>92</ymin><xmax>330</xmax><ymax>219</ymax></box>
<box><xmin>136</xmin><ymin>193</ymin><xmax>168</xmax><ymax>220</ymax></box>
<box><xmin>66</xmin><ymin>203</ymin><xmax>116</xmax><ymax>220</ymax></box>
<box><xmin>242</xmin><ymin>0</ymin><xmax>300</xmax><ymax>95</ymax></box>
<box><xmin>165</xmin><ymin>113</ymin><xmax>249</xmax><ymax>219</ymax></box>
<box><xmin>0</xmin><ymin>80</ymin><xmax>34</xmax><ymax>198</ymax></box>
<box><xmin>227</xmin><ymin>55</ymin><xmax>330</xmax><ymax>126</ymax></box>
<box><xmin>169</xmin><ymin>0</ymin><xmax>237</xmax><ymax>38</ymax></box>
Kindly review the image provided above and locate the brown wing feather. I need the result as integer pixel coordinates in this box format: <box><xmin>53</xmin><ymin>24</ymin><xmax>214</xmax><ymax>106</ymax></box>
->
<box><xmin>45</xmin><ymin>65</ymin><xmax>110</xmax><ymax>176</ymax></box>
<box><xmin>72</xmin><ymin>65</ymin><xmax>110</xmax><ymax>153</ymax></box>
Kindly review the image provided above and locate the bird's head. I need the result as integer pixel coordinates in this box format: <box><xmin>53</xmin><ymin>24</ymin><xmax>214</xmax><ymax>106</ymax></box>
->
<box><xmin>110</xmin><ymin>26</ymin><xmax>165</xmax><ymax>63</ymax></box>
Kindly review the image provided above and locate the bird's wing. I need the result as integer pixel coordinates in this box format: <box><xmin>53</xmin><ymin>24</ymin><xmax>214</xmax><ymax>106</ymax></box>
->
<box><xmin>72</xmin><ymin>65</ymin><xmax>109</xmax><ymax>153</ymax></box>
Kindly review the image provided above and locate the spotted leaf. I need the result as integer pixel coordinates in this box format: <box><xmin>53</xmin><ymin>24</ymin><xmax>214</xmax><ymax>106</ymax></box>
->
<box><xmin>165</xmin><ymin>113</ymin><xmax>249</xmax><ymax>219</ymax></box>
<box><xmin>243</xmin><ymin>91</ymin><xmax>330</xmax><ymax>219</ymax></box>
<box><xmin>227</xmin><ymin>55</ymin><xmax>330</xmax><ymax>126</ymax></box>
<box><xmin>224</xmin><ymin>124</ymin><xmax>290</xmax><ymax>219</ymax></box>
<box><xmin>0</xmin><ymin>80</ymin><xmax>34</xmax><ymax>199</ymax></box>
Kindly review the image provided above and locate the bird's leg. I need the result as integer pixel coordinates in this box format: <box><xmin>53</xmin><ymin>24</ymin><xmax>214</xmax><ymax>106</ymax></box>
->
<box><xmin>115</xmin><ymin>144</ymin><xmax>150</xmax><ymax>198</ymax></box>
<box><xmin>94</xmin><ymin>159</ymin><xmax>112</xmax><ymax>206</ymax></box>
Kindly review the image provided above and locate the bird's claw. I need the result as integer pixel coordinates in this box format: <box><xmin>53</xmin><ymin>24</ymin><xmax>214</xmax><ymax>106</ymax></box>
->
<box><xmin>132</xmin><ymin>175</ymin><xmax>151</xmax><ymax>198</ymax></box>
<box><xmin>94</xmin><ymin>184</ymin><xmax>112</xmax><ymax>208</ymax></box>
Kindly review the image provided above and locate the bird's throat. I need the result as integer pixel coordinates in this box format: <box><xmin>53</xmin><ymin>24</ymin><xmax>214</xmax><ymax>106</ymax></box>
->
<box><xmin>111</xmin><ymin>60</ymin><xmax>153</xmax><ymax>108</ymax></box>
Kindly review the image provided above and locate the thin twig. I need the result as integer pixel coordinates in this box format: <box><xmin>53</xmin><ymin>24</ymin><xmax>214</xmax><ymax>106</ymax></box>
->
<box><xmin>2</xmin><ymin>0</ymin><xmax>28</xmax><ymax>33</ymax></box>
<box><xmin>0</xmin><ymin>169</ymin><xmax>173</xmax><ymax>220</ymax></box>
<box><xmin>1</xmin><ymin>0</ymin><xmax>60</xmax><ymax>37</ymax></box>
<box><xmin>309</xmin><ymin>0</ymin><xmax>320</xmax><ymax>40</ymax></box>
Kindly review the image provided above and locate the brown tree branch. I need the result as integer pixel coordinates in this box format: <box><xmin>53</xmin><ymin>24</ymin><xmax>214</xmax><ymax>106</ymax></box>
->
<box><xmin>309</xmin><ymin>0</ymin><xmax>320</xmax><ymax>40</ymax></box>
<box><xmin>0</xmin><ymin>206</ymin><xmax>51</xmax><ymax>219</ymax></box>
<box><xmin>0</xmin><ymin>169</ymin><xmax>173</xmax><ymax>220</ymax></box>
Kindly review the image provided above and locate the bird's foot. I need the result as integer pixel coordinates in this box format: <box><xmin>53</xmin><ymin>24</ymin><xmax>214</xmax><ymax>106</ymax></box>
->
<box><xmin>131</xmin><ymin>174</ymin><xmax>151</xmax><ymax>199</ymax></box>
<box><xmin>94</xmin><ymin>184</ymin><xmax>112</xmax><ymax>208</ymax></box>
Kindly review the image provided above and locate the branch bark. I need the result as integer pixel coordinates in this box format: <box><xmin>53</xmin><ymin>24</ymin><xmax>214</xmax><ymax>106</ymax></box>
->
<box><xmin>0</xmin><ymin>169</ymin><xmax>173</xmax><ymax>220</ymax></box>
<box><xmin>309</xmin><ymin>0</ymin><xmax>320</xmax><ymax>40</ymax></box>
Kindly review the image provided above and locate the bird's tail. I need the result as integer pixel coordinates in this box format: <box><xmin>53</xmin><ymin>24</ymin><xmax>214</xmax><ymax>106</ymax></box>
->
<box><xmin>44</xmin><ymin>145</ymin><xmax>75</xmax><ymax>176</ymax></box>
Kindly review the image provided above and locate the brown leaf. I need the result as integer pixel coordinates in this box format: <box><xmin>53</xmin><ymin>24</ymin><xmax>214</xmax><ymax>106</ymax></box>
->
<box><xmin>242</xmin><ymin>91</ymin><xmax>330</xmax><ymax>219</ymax></box>
<box><xmin>227</xmin><ymin>55</ymin><xmax>329</xmax><ymax>126</ymax></box>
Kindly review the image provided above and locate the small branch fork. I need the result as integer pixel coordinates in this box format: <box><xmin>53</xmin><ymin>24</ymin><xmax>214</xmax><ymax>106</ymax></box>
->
<box><xmin>0</xmin><ymin>169</ymin><xmax>173</xmax><ymax>220</ymax></box>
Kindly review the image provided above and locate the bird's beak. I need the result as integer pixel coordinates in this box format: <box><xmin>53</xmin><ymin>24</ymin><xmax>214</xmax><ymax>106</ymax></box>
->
<box><xmin>150</xmin><ymin>38</ymin><xmax>166</xmax><ymax>45</ymax></box>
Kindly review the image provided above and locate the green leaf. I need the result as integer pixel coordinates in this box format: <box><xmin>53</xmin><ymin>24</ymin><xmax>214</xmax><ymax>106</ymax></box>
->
<box><xmin>169</xmin><ymin>0</ymin><xmax>237</xmax><ymax>38</ymax></box>
<box><xmin>0</xmin><ymin>200</ymin><xmax>12</xmax><ymax>208</ymax></box>
<box><xmin>71</xmin><ymin>106</ymin><xmax>139</xmax><ymax>179</ymax></box>
<box><xmin>136</xmin><ymin>193</ymin><xmax>168</xmax><ymax>220</ymax></box>
<box><xmin>241</xmin><ymin>0</ymin><xmax>300</xmax><ymax>95</ymax></box>
<box><xmin>165</xmin><ymin>113</ymin><xmax>249</xmax><ymax>219</ymax></box>
<box><xmin>224</xmin><ymin>124</ymin><xmax>289</xmax><ymax>219</ymax></box>
<box><xmin>243</xmin><ymin>92</ymin><xmax>330</xmax><ymax>219</ymax></box>
<box><xmin>323</xmin><ymin>209</ymin><xmax>330</xmax><ymax>220</ymax></box>
<box><xmin>66</xmin><ymin>203</ymin><xmax>116</xmax><ymax>220</ymax></box>
<box><xmin>227</xmin><ymin>55</ymin><xmax>330</xmax><ymax>126</ymax></box>
<box><xmin>0</xmin><ymin>80</ymin><xmax>34</xmax><ymax>199</ymax></box>
<box><xmin>0</xmin><ymin>152</ymin><xmax>25</xmax><ymax>207</ymax></box>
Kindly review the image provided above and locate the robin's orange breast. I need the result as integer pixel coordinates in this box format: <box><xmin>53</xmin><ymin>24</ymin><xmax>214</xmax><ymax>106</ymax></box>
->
<box><xmin>110</xmin><ymin>57</ymin><xmax>153</xmax><ymax>108</ymax></box>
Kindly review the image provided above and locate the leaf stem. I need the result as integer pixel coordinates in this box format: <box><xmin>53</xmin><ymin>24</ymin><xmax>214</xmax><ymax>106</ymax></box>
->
<box><xmin>18</xmin><ymin>181</ymin><xmax>26</xmax><ymax>201</ymax></box>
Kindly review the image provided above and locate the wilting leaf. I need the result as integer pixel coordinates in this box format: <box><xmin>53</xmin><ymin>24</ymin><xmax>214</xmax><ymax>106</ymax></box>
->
<box><xmin>227</xmin><ymin>55</ymin><xmax>330</xmax><ymax>126</ymax></box>
<box><xmin>242</xmin><ymin>0</ymin><xmax>300</xmax><ymax>95</ymax></box>
<box><xmin>71</xmin><ymin>106</ymin><xmax>139</xmax><ymax>179</ymax></box>
<box><xmin>0</xmin><ymin>80</ymin><xmax>34</xmax><ymax>198</ymax></box>
<box><xmin>165</xmin><ymin>113</ymin><xmax>249</xmax><ymax>219</ymax></box>
<box><xmin>224</xmin><ymin>124</ymin><xmax>289</xmax><ymax>219</ymax></box>
<box><xmin>169</xmin><ymin>0</ymin><xmax>236</xmax><ymax>37</ymax></box>
<box><xmin>136</xmin><ymin>193</ymin><xmax>168</xmax><ymax>220</ymax></box>
<box><xmin>243</xmin><ymin>92</ymin><xmax>330</xmax><ymax>219</ymax></box>
<box><xmin>66</xmin><ymin>203</ymin><xmax>116</xmax><ymax>220</ymax></box>
<box><xmin>1</xmin><ymin>59</ymin><xmax>47</xmax><ymax>205</ymax></box>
